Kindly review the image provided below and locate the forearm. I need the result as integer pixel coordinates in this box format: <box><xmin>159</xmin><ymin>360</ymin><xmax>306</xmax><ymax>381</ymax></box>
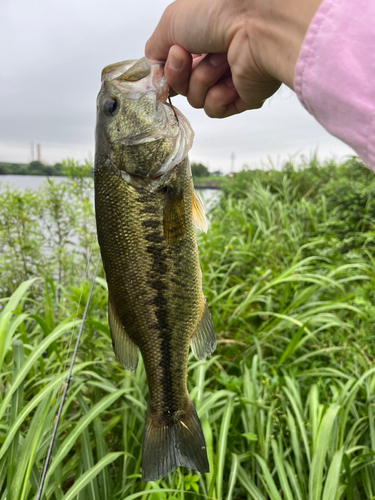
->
<box><xmin>294</xmin><ymin>0</ymin><xmax>375</xmax><ymax>170</ymax></box>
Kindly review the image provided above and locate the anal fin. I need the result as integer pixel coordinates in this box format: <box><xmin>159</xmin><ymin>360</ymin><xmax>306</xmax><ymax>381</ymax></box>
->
<box><xmin>191</xmin><ymin>301</ymin><xmax>216</xmax><ymax>360</ymax></box>
<box><xmin>108</xmin><ymin>295</ymin><xmax>139</xmax><ymax>372</ymax></box>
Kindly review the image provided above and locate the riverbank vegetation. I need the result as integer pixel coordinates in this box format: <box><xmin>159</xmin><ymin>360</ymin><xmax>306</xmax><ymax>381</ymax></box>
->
<box><xmin>0</xmin><ymin>160</ymin><xmax>221</xmax><ymax>180</ymax></box>
<box><xmin>0</xmin><ymin>161</ymin><xmax>65</xmax><ymax>176</ymax></box>
<box><xmin>1</xmin><ymin>156</ymin><xmax>375</xmax><ymax>499</ymax></box>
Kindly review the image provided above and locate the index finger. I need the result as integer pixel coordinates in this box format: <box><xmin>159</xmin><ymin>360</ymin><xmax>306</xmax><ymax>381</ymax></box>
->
<box><xmin>145</xmin><ymin>0</ymin><xmax>231</xmax><ymax>61</ymax></box>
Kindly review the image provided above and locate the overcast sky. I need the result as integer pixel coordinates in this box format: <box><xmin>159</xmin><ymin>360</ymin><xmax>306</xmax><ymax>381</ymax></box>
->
<box><xmin>0</xmin><ymin>0</ymin><xmax>355</xmax><ymax>173</ymax></box>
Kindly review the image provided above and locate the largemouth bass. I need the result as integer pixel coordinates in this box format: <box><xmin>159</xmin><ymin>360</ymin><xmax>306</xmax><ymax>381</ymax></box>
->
<box><xmin>94</xmin><ymin>57</ymin><xmax>216</xmax><ymax>481</ymax></box>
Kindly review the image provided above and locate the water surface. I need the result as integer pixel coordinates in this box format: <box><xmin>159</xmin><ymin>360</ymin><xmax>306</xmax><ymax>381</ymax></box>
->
<box><xmin>0</xmin><ymin>175</ymin><xmax>67</xmax><ymax>190</ymax></box>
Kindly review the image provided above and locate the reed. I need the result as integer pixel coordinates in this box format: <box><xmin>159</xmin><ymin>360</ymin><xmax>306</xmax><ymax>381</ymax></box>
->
<box><xmin>1</xmin><ymin>157</ymin><xmax>374</xmax><ymax>499</ymax></box>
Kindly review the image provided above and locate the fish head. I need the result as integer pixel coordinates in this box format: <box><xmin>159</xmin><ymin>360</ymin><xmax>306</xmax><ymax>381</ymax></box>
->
<box><xmin>96</xmin><ymin>57</ymin><xmax>194</xmax><ymax>180</ymax></box>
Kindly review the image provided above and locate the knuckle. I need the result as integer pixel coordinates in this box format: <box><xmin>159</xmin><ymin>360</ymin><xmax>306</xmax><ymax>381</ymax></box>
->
<box><xmin>205</xmin><ymin>106</ymin><xmax>222</xmax><ymax>119</ymax></box>
<box><xmin>189</xmin><ymin>98</ymin><xmax>203</xmax><ymax>110</ymax></box>
<box><xmin>187</xmin><ymin>92</ymin><xmax>204</xmax><ymax>109</ymax></box>
<box><xmin>192</xmin><ymin>70</ymin><xmax>214</xmax><ymax>89</ymax></box>
<box><xmin>164</xmin><ymin>3</ymin><xmax>175</xmax><ymax>19</ymax></box>
<box><xmin>252</xmin><ymin>100</ymin><xmax>264</xmax><ymax>110</ymax></box>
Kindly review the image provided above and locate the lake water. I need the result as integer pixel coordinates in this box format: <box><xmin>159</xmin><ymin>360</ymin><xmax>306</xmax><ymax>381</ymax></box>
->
<box><xmin>0</xmin><ymin>175</ymin><xmax>67</xmax><ymax>190</ymax></box>
<box><xmin>0</xmin><ymin>175</ymin><xmax>220</xmax><ymax>209</ymax></box>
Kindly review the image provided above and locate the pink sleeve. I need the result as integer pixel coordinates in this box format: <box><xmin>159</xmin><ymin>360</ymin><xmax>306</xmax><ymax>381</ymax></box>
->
<box><xmin>294</xmin><ymin>0</ymin><xmax>375</xmax><ymax>171</ymax></box>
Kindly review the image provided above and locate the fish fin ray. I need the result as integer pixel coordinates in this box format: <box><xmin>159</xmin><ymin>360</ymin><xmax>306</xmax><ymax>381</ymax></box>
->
<box><xmin>142</xmin><ymin>399</ymin><xmax>209</xmax><ymax>481</ymax></box>
<box><xmin>191</xmin><ymin>301</ymin><xmax>216</xmax><ymax>360</ymax></box>
<box><xmin>192</xmin><ymin>190</ymin><xmax>208</xmax><ymax>233</ymax></box>
<box><xmin>163</xmin><ymin>188</ymin><xmax>186</xmax><ymax>243</ymax></box>
<box><xmin>108</xmin><ymin>295</ymin><xmax>139</xmax><ymax>372</ymax></box>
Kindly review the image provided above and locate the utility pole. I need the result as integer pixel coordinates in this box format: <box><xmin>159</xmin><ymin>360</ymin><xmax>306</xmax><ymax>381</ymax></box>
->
<box><xmin>230</xmin><ymin>152</ymin><xmax>235</xmax><ymax>172</ymax></box>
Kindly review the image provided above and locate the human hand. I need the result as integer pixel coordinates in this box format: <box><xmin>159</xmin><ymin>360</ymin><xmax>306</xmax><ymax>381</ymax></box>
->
<box><xmin>145</xmin><ymin>0</ymin><xmax>322</xmax><ymax>118</ymax></box>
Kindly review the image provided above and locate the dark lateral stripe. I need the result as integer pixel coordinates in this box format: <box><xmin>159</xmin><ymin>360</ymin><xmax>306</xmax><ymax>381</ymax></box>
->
<box><xmin>145</xmin><ymin>233</ymin><xmax>165</xmax><ymax>244</ymax></box>
<box><xmin>143</xmin><ymin>221</ymin><xmax>178</xmax><ymax>417</ymax></box>
<box><xmin>141</xmin><ymin>219</ymin><xmax>160</xmax><ymax>229</ymax></box>
<box><xmin>140</xmin><ymin>205</ymin><xmax>158</xmax><ymax>215</ymax></box>
<box><xmin>136</xmin><ymin>188</ymin><xmax>181</xmax><ymax>418</ymax></box>
<box><xmin>147</xmin><ymin>279</ymin><xmax>167</xmax><ymax>293</ymax></box>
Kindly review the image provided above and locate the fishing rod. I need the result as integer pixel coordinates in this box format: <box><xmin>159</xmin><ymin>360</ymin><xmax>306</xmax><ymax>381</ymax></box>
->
<box><xmin>36</xmin><ymin>256</ymin><xmax>101</xmax><ymax>500</ymax></box>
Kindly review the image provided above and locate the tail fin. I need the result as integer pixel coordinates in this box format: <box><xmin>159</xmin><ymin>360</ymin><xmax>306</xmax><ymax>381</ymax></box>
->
<box><xmin>142</xmin><ymin>399</ymin><xmax>209</xmax><ymax>482</ymax></box>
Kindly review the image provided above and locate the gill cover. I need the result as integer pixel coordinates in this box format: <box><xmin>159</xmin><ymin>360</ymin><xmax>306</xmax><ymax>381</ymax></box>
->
<box><xmin>97</xmin><ymin>57</ymin><xmax>194</xmax><ymax>178</ymax></box>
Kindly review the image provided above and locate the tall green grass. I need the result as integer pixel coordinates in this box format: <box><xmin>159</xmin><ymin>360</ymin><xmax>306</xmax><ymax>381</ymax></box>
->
<box><xmin>1</xmin><ymin>157</ymin><xmax>375</xmax><ymax>499</ymax></box>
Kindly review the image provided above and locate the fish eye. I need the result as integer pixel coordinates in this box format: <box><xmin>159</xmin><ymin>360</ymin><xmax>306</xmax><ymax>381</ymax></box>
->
<box><xmin>103</xmin><ymin>97</ymin><xmax>119</xmax><ymax>117</ymax></box>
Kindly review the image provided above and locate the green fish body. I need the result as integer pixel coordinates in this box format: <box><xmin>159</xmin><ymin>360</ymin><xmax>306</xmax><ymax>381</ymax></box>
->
<box><xmin>94</xmin><ymin>58</ymin><xmax>216</xmax><ymax>481</ymax></box>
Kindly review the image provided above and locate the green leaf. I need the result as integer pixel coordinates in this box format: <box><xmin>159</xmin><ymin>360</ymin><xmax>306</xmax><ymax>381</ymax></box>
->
<box><xmin>44</xmin><ymin>389</ymin><xmax>128</xmax><ymax>484</ymax></box>
<box><xmin>242</xmin><ymin>433</ymin><xmax>258</xmax><ymax>442</ymax></box>
<box><xmin>10</xmin><ymin>392</ymin><xmax>55</xmax><ymax>500</ymax></box>
<box><xmin>60</xmin><ymin>453</ymin><xmax>123</xmax><ymax>500</ymax></box>
<box><xmin>254</xmin><ymin>453</ymin><xmax>283</xmax><ymax>500</ymax></box>
<box><xmin>217</xmin><ymin>394</ymin><xmax>234</xmax><ymax>500</ymax></box>
<box><xmin>237</xmin><ymin>464</ymin><xmax>265</xmax><ymax>500</ymax></box>
<box><xmin>309</xmin><ymin>404</ymin><xmax>341</xmax><ymax>500</ymax></box>
<box><xmin>0</xmin><ymin>319</ymin><xmax>80</xmax><ymax>421</ymax></box>
<box><xmin>322</xmin><ymin>447</ymin><xmax>344</xmax><ymax>500</ymax></box>
<box><xmin>226</xmin><ymin>454</ymin><xmax>239</xmax><ymax>500</ymax></box>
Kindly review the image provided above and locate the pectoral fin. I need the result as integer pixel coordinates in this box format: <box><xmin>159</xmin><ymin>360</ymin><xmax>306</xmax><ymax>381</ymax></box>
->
<box><xmin>108</xmin><ymin>296</ymin><xmax>139</xmax><ymax>372</ymax></box>
<box><xmin>192</xmin><ymin>190</ymin><xmax>208</xmax><ymax>233</ymax></box>
<box><xmin>191</xmin><ymin>301</ymin><xmax>216</xmax><ymax>360</ymax></box>
<box><xmin>163</xmin><ymin>188</ymin><xmax>186</xmax><ymax>243</ymax></box>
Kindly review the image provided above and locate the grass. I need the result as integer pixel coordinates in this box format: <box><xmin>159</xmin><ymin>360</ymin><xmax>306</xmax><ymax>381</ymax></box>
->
<box><xmin>0</xmin><ymin>156</ymin><xmax>375</xmax><ymax>499</ymax></box>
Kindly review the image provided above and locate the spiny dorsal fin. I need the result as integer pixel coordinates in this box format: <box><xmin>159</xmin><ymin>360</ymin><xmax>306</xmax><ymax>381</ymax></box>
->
<box><xmin>191</xmin><ymin>301</ymin><xmax>216</xmax><ymax>360</ymax></box>
<box><xmin>108</xmin><ymin>295</ymin><xmax>139</xmax><ymax>372</ymax></box>
<box><xmin>192</xmin><ymin>190</ymin><xmax>208</xmax><ymax>233</ymax></box>
<box><xmin>163</xmin><ymin>188</ymin><xmax>186</xmax><ymax>243</ymax></box>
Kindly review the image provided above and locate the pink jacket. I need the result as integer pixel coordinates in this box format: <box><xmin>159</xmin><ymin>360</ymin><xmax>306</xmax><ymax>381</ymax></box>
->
<box><xmin>294</xmin><ymin>0</ymin><xmax>375</xmax><ymax>171</ymax></box>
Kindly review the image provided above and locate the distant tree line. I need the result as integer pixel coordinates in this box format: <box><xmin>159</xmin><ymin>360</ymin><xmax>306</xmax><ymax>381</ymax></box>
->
<box><xmin>191</xmin><ymin>162</ymin><xmax>222</xmax><ymax>178</ymax></box>
<box><xmin>1</xmin><ymin>160</ymin><xmax>222</xmax><ymax>178</ymax></box>
<box><xmin>0</xmin><ymin>161</ymin><xmax>65</xmax><ymax>176</ymax></box>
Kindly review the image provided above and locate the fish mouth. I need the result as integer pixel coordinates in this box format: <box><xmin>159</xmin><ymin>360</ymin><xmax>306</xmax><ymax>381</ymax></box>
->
<box><xmin>102</xmin><ymin>57</ymin><xmax>169</xmax><ymax>104</ymax></box>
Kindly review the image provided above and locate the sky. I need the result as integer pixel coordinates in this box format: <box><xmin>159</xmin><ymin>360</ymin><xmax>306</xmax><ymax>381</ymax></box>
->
<box><xmin>0</xmin><ymin>0</ymin><xmax>356</xmax><ymax>173</ymax></box>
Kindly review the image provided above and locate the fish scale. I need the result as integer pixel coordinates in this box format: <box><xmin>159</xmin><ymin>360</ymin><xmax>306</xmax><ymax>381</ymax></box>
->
<box><xmin>96</xmin><ymin>159</ymin><xmax>198</xmax><ymax>413</ymax></box>
<box><xmin>94</xmin><ymin>57</ymin><xmax>216</xmax><ymax>481</ymax></box>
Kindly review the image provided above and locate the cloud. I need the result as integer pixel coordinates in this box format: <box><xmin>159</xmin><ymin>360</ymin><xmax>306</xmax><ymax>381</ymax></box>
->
<box><xmin>0</xmin><ymin>0</ymin><xmax>355</xmax><ymax>170</ymax></box>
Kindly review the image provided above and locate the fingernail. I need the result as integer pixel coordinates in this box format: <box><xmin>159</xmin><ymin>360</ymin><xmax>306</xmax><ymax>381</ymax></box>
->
<box><xmin>209</xmin><ymin>53</ymin><xmax>227</xmax><ymax>67</ymax></box>
<box><xmin>168</xmin><ymin>50</ymin><xmax>183</xmax><ymax>71</ymax></box>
